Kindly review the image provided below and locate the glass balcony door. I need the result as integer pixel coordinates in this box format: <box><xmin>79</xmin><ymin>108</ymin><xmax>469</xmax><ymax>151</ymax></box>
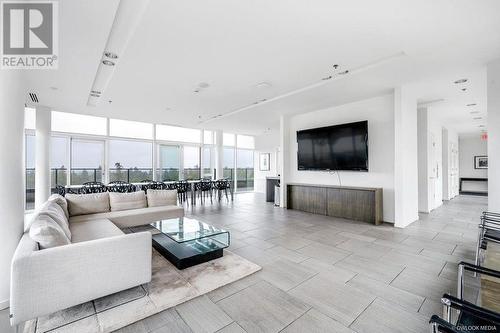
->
<box><xmin>158</xmin><ymin>145</ymin><xmax>181</xmax><ymax>181</ymax></box>
<box><xmin>70</xmin><ymin>139</ymin><xmax>105</xmax><ymax>185</ymax></box>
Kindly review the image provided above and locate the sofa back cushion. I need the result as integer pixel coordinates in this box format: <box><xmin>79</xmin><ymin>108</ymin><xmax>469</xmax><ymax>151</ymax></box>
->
<box><xmin>47</xmin><ymin>194</ymin><xmax>69</xmax><ymax>219</ymax></box>
<box><xmin>109</xmin><ymin>191</ymin><xmax>147</xmax><ymax>212</ymax></box>
<box><xmin>146</xmin><ymin>189</ymin><xmax>178</xmax><ymax>207</ymax></box>
<box><xmin>65</xmin><ymin>192</ymin><xmax>110</xmax><ymax>216</ymax></box>
<box><xmin>25</xmin><ymin>201</ymin><xmax>71</xmax><ymax>239</ymax></box>
<box><xmin>29</xmin><ymin>215</ymin><xmax>71</xmax><ymax>249</ymax></box>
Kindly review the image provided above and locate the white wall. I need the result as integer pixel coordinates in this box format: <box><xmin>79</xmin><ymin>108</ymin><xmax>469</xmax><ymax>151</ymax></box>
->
<box><xmin>487</xmin><ymin>58</ymin><xmax>500</xmax><ymax>212</ymax></box>
<box><xmin>254</xmin><ymin>131</ymin><xmax>279</xmax><ymax>193</ymax></box>
<box><xmin>0</xmin><ymin>72</ymin><xmax>26</xmax><ymax>309</ymax></box>
<box><xmin>287</xmin><ymin>95</ymin><xmax>396</xmax><ymax>222</ymax></box>
<box><xmin>442</xmin><ymin>128</ymin><xmax>459</xmax><ymax>200</ymax></box>
<box><xmin>417</xmin><ymin>107</ymin><xmax>445</xmax><ymax>212</ymax></box>
<box><xmin>459</xmin><ymin>135</ymin><xmax>488</xmax><ymax>178</ymax></box>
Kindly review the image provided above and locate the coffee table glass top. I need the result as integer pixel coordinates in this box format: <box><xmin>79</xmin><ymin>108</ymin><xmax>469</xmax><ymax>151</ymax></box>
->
<box><xmin>150</xmin><ymin>217</ymin><xmax>228</xmax><ymax>243</ymax></box>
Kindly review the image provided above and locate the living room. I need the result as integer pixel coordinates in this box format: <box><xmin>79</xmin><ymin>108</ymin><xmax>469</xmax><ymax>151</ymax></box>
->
<box><xmin>1</xmin><ymin>1</ymin><xmax>500</xmax><ymax>332</ymax></box>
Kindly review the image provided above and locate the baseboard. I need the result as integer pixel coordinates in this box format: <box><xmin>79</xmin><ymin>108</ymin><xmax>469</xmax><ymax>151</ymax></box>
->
<box><xmin>0</xmin><ymin>298</ymin><xmax>9</xmax><ymax>310</ymax></box>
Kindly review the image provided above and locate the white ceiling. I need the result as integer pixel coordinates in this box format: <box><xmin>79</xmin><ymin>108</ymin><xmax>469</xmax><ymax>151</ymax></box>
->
<box><xmin>26</xmin><ymin>0</ymin><xmax>500</xmax><ymax>136</ymax></box>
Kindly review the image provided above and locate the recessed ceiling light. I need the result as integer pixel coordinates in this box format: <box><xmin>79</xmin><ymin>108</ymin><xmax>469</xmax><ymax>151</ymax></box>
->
<box><xmin>470</xmin><ymin>111</ymin><xmax>480</xmax><ymax>114</ymax></box>
<box><xmin>461</xmin><ymin>88</ymin><xmax>467</xmax><ymax>92</ymax></box>
<box><xmin>333</xmin><ymin>64</ymin><xmax>339</xmax><ymax>70</ymax></box>
<box><xmin>165</xmin><ymin>107</ymin><xmax>171</xmax><ymax>111</ymax></box>
<box><xmin>454</xmin><ymin>78</ymin><xmax>468</xmax><ymax>84</ymax></box>
<box><xmin>50</xmin><ymin>86</ymin><xmax>58</xmax><ymax>90</ymax></box>
<box><xmin>194</xmin><ymin>89</ymin><xmax>200</xmax><ymax>93</ymax></box>
<box><xmin>104</xmin><ymin>52</ymin><xmax>118</xmax><ymax>59</ymax></box>
<box><xmin>467</xmin><ymin>103</ymin><xmax>477</xmax><ymax>106</ymax></box>
<box><xmin>108</xmin><ymin>100</ymin><xmax>112</xmax><ymax>104</ymax></box>
<box><xmin>91</xmin><ymin>90</ymin><xmax>101</xmax><ymax>94</ymax></box>
<box><xmin>90</xmin><ymin>93</ymin><xmax>100</xmax><ymax>97</ymax></box>
<box><xmin>198</xmin><ymin>82</ymin><xmax>210</xmax><ymax>88</ymax></box>
<box><xmin>102</xmin><ymin>60</ymin><xmax>115</xmax><ymax>66</ymax></box>
<box><xmin>479</xmin><ymin>125</ymin><xmax>485</xmax><ymax>128</ymax></box>
<box><xmin>473</xmin><ymin>117</ymin><xmax>483</xmax><ymax>120</ymax></box>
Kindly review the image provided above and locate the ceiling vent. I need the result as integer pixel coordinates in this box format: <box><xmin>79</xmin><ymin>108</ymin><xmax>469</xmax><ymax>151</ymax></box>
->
<box><xmin>28</xmin><ymin>92</ymin><xmax>39</xmax><ymax>104</ymax></box>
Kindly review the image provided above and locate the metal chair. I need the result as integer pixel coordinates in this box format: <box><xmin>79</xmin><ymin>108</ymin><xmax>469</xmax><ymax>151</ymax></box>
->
<box><xmin>195</xmin><ymin>179</ymin><xmax>213</xmax><ymax>204</ymax></box>
<box><xmin>81</xmin><ymin>182</ymin><xmax>107</xmax><ymax>194</ymax></box>
<box><xmin>214</xmin><ymin>179</ymin><xmax>232</xmax><ymax>201</ymax></box>
<box><xmin>475</xmin><ymin>212</ymin><xmax>500</xmax><ymax>267</ymax></box>
<box><xmin>54</xmin><ymin>185</ymin><xmax>66</xmax><ymax>196</ymax></box>
<box><xmin>140</xmin><ymin>180</ymin><xmax>167</xmax><ymax>192</ymax></box>
<box><xmin>107</xmin><ymin>181</ymin><xmax>136</xmax><ymax>193</ymax></box>
<box><xmin>175</xmin><ymin>180</ymin><xmax>190</xmax><ymax>203</ymax></box>
<box><xmin>429</xmin><ymin>262</ymin><xmax>500</xmax><ymax>332</ymax></box>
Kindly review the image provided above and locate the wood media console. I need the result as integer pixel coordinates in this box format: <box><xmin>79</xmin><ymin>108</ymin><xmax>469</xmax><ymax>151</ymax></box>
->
<box><xmin>286</xmin><ymin>183</ymin><xmax>383</xmax><ymax>225</ymax></box>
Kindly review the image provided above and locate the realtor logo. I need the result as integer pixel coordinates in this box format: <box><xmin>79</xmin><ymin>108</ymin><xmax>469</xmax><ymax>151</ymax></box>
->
<box><xmin>1</xmin><ymin>1</ymin><xmax>58</xmax><ymax>69</ymax></box>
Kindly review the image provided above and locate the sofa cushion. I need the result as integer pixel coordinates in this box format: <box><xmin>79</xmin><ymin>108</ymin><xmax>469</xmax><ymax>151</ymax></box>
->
<box><xmin>109</xmin><ymin>191</ymin><xmax>147</xmax><ymax>212</ymax></box>
<box><xmin>25</xmin><ymin>201</ymin><xmax>71</xmax><ymax>240</ymax></box>
<box><xmin>69</xmin><ymin>205</ymin><xmax>184</xmax><ymax>228</ymax></box>
<box><xmin>65</xmin><ymin>192</ymin><xmax>110</xmax><ymax>216</ymax></box>
<box><xmin>29</xmin><ymin>215</ymin><xmax>71</xmax><ymax>249</ymax></box>
<box><xmin>70</xmin><ymin>219</ymin><xmax>123</xmax><ymax>243</ymax></box>
<box><xmin>48</xmin><ymin>194</ymin><xmax>69</xmax><ymax>219</ymax></box>
<box><xmin>146</xmin><ymin>189</ymin><xmax>177</xmax><ymax>207</ymax></box>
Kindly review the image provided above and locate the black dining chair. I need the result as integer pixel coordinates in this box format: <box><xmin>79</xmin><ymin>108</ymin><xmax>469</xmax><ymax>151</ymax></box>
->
<box><xmin>140</xmin><ymin>180</ymin><xmax>167</xmax><ymax>192</ymax></box>
<box><xmin>175</xmin><ymin>180</ymin><xmax>190</xmax><ymax>203</ymax></box>
<box><xmin>214</xmin><ymin>179</ymin><xmax>231</xmax><ymax>202</ymax></box>
<box><xmin>81</xmin><ymin>182</ymin><xmax>107</xmax><ymax>194</ymax></box>
<box><xmin>54</xmin><ymin>185</ymin><xmax>66</xmax><ymax>196</ymax></box>
<box><xmin>195</xmin><ymin>179</ymin><xmax>214</xmax><ymax>204</ymax></box>
<box><xmin>107</xmin><ymin>181</ymin><xmax>136</xmax><ymax>193</ymax></box>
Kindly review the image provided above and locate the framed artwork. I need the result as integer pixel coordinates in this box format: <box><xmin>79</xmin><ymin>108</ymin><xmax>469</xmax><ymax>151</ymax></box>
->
<box><xmin>474</xmin><ymin>156</ymin><xmax>488</xmax><ymax>169</ymax></box>
<box><xmin>259</xmin><ymin>153</ymin><xmax>270</xmax><ymax>171</ymax></box>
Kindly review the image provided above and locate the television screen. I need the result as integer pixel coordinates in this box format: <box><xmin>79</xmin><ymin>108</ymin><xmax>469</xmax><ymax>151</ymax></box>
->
<box><xmin>297</xmin><ymin>120</ymin><xmax>368</xmax><ymax>171</ymax></box>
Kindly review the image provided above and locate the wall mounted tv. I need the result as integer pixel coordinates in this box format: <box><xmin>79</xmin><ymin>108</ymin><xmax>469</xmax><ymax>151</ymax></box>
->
<box><xmin>297</xmin><ymin>120</ymin><xmax>368</xmax><ymax>171</ymax></box>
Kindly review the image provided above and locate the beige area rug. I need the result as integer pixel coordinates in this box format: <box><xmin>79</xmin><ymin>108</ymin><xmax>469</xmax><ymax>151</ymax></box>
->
<box><xmin>24</xmin><ymin>250</ymin><xmax>261</xmax><ymax>333</ymax></box>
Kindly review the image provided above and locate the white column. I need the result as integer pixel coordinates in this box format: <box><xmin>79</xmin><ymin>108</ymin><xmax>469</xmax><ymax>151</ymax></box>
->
<box><xmin>0</xmin><ymin>71</ymin><xmax>26</xmax><ymax>310</ymax></box>
<box><xmin>394</xmin><ymin>86</ymin><xmax>419</xmax><ymax>227</ymax></box>
<box><xmin>487</xmin><ymin>58</ymin><xmax>500</xmax><ymax>212</ymax></box>
<box><xmin>215</xmin><ymin>130</ymin><xmax>223</xmax><ymax>179</ymax></box>
<box><xmin>279</xmin><ymin>115</ymin><xmax>290</xmax><ymax>207</ymax></box>
<box><xmin>35</xmin><ymin>106</ymin><xmax>51</xmax><ymax>208</ymax></box>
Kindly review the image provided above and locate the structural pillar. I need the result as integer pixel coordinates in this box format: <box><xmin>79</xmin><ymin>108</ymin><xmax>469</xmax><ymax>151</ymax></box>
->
<box><xmin>0</xmin><ymin>71</ymin><xmax>26</xmax><ymax>309</ymax></box>
<box><xmin>487</xmin><ymin>59</ymin><xmax>500</xmax><ymax>212</ymax></box>
<box><xmin>215</xmin><ymin>130</ymin><xmax>223</xmax><ymax>179</ymax></box>
<box><xmin>394</xmin><ymin>86</ymin><xmax>419</xmax><ymax>227</ymax></box>
<box><xmin>35</xmin><ymin>106</ymin><xmax>51</xmax><ymax>208</ymax></box>
<box><xmin>279</xmin><ymin>115</ymin><xmax>290</xmax><ymax>207</ymax></box>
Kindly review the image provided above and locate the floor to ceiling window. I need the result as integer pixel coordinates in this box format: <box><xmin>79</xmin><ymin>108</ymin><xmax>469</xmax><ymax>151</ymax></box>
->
<box><xmin>51</xmin><ymin>136</ymin><xmax>68</xmax><ymax>191</ymax></box>
<box><xmin>109</xmin><ymin>140</ymin><xmax>153</xmax><ymax>183</ymax></box>
<box><xmin>70</xmin><ymin>139</ymin><xmax>105</xmax><ymax>185</ymax></box>
<box><xmin>183</xmin><ymin>146</ymin><xmax>201</xmax><ymax>180</ymax></box>
<box><xmin>236</xmin><ymin>135</ymin><xmax>255</xmax><ymax>192</ymax></box>
<box><xmin>223</xmin><ymin>133</ymin><xmax>235</xmax><ymax>180</ymax></box>
<box><xmin>25</xmin><ymin>134</ymin><xmax>35</xmax><ymax>210</ymax></box>
<box><xmin>158</xmin><ymin>145</ymin><xmax>181</xmax><ymax>181</ymax></box>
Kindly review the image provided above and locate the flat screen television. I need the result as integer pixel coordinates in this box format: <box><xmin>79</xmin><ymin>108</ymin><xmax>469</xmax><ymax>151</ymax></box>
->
<box><xmin>297</xmin><ymin>120</ymin><xmax>368</xmax><ymax>171</ymax></box>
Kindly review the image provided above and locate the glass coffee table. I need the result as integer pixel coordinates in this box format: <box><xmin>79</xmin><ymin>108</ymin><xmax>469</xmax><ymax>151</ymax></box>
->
<box><xmin>137</xmin><ymin>217</ymin><xmax>230</xmax><ymax>270</ymax></box>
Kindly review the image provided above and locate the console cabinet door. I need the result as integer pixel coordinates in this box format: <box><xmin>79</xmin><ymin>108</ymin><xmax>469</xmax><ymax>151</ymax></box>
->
<box><xmin>288</xmin><ymin>186</ymin><xmax>327</xmax><ymax>215</ymax></box>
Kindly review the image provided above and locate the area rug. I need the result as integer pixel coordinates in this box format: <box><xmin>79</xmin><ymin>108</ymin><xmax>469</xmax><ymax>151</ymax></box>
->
<box><xmin>23</xmin><ymin>250</ymin><xmax>261</xmax><ymax>333</ymax></box>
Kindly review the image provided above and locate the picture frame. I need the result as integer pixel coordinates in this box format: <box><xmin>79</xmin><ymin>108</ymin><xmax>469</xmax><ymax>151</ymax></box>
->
<box><xmin>259</xmin><ymin>153</ymin><xmax>270</xmax><ymax>171</ymax></box>
<box><xmin>474</xmin><ymin>155</ymin><xmax>488</xmax><ymax>169</ymax></box>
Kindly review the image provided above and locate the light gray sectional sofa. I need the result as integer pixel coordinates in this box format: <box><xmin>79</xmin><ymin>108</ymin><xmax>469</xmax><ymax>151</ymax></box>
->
<box><xmin>10</xmin><ymin>190</ymin><xmax>184</xmax><ymax>326</ymax></box>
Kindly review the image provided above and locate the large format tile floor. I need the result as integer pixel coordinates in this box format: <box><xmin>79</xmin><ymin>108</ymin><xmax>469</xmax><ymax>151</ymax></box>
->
<box><xmin>0</xmin><ymin>193</ymin><xmax>487</xmax><ymax>333</ymax></box>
